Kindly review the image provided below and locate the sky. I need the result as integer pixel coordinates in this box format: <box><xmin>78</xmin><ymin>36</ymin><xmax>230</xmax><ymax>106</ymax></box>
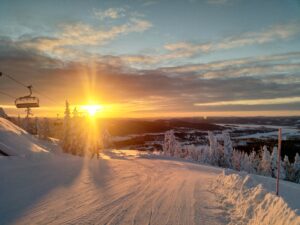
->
<box><xmin>0</xmin><ymin>0</ymin><xmax>300</xmax><ymax>118</ymax></box>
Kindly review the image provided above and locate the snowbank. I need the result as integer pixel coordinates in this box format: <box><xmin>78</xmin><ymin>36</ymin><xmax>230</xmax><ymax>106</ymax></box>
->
<box><xmin>211</xmin><ymin>170</ymin><xmax>300</xmax><ymax>225</ymax></box>
<box><xmin>0</xmin><ymin>118</ymin><xmax>49</xmax><ymax>156</ymax></box>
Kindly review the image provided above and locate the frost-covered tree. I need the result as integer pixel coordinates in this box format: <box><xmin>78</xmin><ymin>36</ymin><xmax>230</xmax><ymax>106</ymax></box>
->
<box><xmin>231</xmin><ymin>149</ymin><xmax>242</xmax><ymax>171</ymax></box>
<box><xmin>270</xmin><ymin>146</ymin><xmax>286</xmax><ymax>179</ymax></box>
<box><xmin>222</xmin><ymin>131</ymin><xmax>233</xmax><ymax>168</ymax></box>
<box><xmin>240</xmin><ymin>153</ymin><xmax>252</xmax><ymax>173</ymax></box>
<box><xmin>293</xmin><ymin>153</ymin><xmax>300</xmax><ymax>183</ymax></box>
<box><xmin>271</xmin><ymin>146</ymin><xmax>278</xmax><ymax>178</ymax></box>
<box><xmin>69</xmin><ymin>107</ymin><xmax>87</xmax><ymax>156</ymax></box>
<box><xmin>260</xmin><ymin>146</ymin><xmax>272</xmax><ymax>176</ymax></box>
<box><xmin>163</xmin><ymin>130</ymin><xmax>181</xmax><ymax>157</ymax></box>
<box><xmin>201</xmin><ymin>146</ymin><xmax>211</xmax><ymax>164</ymax></box>
<box><xmin>185</xmin><ymin>145</ymin><xmax>195</xmax><ymax>161</ymax></box>
<box><xmin>61</xmin><ymin>100</ymin><xmax>72</xmax><ymax>153</ymax></box>
<box><xmin>283</xmin><ymin>155</ymin><xmax>292</xmax><ymax>181</ymax></box>
<box><xmin>101</xmin><ymin>128</ymin><xmax>112</xmax><ymax>149</ymax></box>
<box><xmin>208</xmin><ymin>131</ymin><xmax>222</xmax><ymax>166</ymax></box>
<box><xmin>249</xmin><ymin>151</ymin><xmax>259</xmax><ymax>174</ymax></box>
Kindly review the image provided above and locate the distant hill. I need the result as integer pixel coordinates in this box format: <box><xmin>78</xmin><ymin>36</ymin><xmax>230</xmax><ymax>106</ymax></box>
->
<box><xmin>106</xmin><ymin>118</ymin><xmax>222</xmax><ymax>136</ymax></box>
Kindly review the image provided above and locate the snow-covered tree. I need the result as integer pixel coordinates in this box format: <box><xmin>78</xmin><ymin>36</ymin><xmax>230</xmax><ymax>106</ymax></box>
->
<box><xmin>283</xmin><ymin>155</ymin><xmax>292</xmax><ymax>181</ymax></box>
<box><xmin>271</xmin><ymin>146</ymin><xmax>278</xmax><ymax>178</ymax></box>
<box><xmin>240</xmin><ymin>153</ymin><xmax>252</xmax><ymax>173</ymax></box>
<box><xmin>61</xmin><ymin>100</ymin><xmax>72</xmax><ymax>153</ymax></box>
<box><xmin>208</xmin><ymin>131</ymin><xmax>222</xmax><ymax>166</ymax></box>
<box><xmin>270</xmin><ymin>146</ymin><xmax>286</xmax><ymax>179</ymax></box>
<box><xmin>101</xmin><ymin>128</ymin><xmax>112</xmax><ymax>149</ymax></box>
<box><xmin>249</xmin><ymin>150</ymin><xmax>259</xmax><ymax>174</ymax></box>
<box><xmin>293</xmin><ymin>153</ymin><xmax>300</xmax><ymax>183</ymax></box>
<box><xmin>163</xmin><ymin>130</ymin><xmax>181</xmax><ymax>157</ymax></box>
<box><xmin>259</xmin><ymin>146</ymin><xmax>272</xmax><ymax>176</ymax></box>
<box><xmin>186</xmin><ymin>145</ymin><xmax>200</xmax><ymax>161</ymax></box>
<box><xmin>222</xmin><ymin>131</ymin><xmax>233</xmax><ymax>168</ymax></box>
<box><xmin>231</xmin><ymin>149</ymin><xmax>242</xmax><ymax>171</ymax></box>
<box><xmin>69</xmin><ymin>107</ymin><xmax>87</xmax><ymax>156</ymax></box>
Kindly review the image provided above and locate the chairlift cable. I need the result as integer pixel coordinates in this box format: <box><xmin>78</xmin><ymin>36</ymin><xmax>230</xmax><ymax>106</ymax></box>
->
<box><xmin>33</xmin><ymin>89</ymin><xmax>59</xmax><ymax>104</ymax></box>
<box><xmin>1</xmin><ymin>72</ymin><xmax>28</xmax><ymax>88</ymax></box>
<box><xmin>0</xmin><ymin>90</ymin><xmax>16</xmax><ymax>99</ymax></box>
<box><xmin>1</xmin><ymin>72</ymin><xmax>60</xmax><ymax>105</ymax></box>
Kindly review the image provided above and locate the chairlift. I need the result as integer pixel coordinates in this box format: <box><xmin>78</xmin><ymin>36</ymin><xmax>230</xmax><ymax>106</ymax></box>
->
<box><xmin>15</xmin><ymin>85</ymin><xmax>40</xmax><ymax>108</ymax></box>
<box><xmin>54</xmin><ymin>114</ymin><xmax>62</xmax><ymax>126</ymax></box>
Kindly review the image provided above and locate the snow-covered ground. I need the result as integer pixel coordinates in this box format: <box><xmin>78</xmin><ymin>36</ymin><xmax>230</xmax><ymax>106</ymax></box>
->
<box><xmin>218</xmin><ymin>123</ymin><xmax>300</xmax><ymax>140</ymax></box>
<box><xmin>0</xmin><ymin>118</ymin><xmax>299</xmax><ymax>225</ymax></box>
<box><xmin>212</xmin><ymin>170</ymin><xmax>300</xmax><ymax>225</ymax></box>
<box><xmin>0</xmin><ymin>118</ymin><xmax>49</xmax><ymax>156</ymax></box>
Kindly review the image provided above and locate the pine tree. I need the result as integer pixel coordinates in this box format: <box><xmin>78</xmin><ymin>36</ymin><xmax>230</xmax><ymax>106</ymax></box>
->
<box><xmin>293</xmin><ymin>153</ymin><xmax>300</xmax><ymax>183</ymax></box>
<box><xmin>260</xmin><ymin>146</ymin><xmax>272</xmax><ymax>176</ymax></box>
<box><xmin>270</xmin><ymin>146</ymin><xmax>286</xmax><ymax>179</ymax></box>
<box><xmin>208</xmin><ymin>131</ymin><xmax>222</xmax><ymax>166</ymax></box>
<box><xmin>222</xmin><ymin>131</ymin><xmax>233</xmax><ymax>168</ymax></box>
<box><xmin>61</xmin><ymin>100</ymin><xmax>71</xmax><ymax>153</ymax></box>
<box><xmin>69</xmin><ymin>107</ymin><xmax>87</xmax><ymax>156</ymax></box>
<box><xmin>240</xmin><ymin>152</ymin><xmax>251</xmax><ymax>172</ymax></box>
<box><xmin>101</xmin><ymin>128</ymin><xmax>112</xmax><ymax>149</ymax></box>
<box><xmin>163</xmin><ymin>130</ymin><xmax>180</xmax><ymax>157</ymax></box>
<box><xmin>249</xmin><ymin>150</ymin><xmax>259</xmax><ymax>174</ymax></box>
<box><xmin>231</xmin><ymin>149</ymin><xmax>242</xmax><ymax>171</ymax></box>
<box><xmin>271</xmin><ymin>146</ymin><xmax>278</xmax><ymax>178</ymax></box>
<box><xmin>283</xmin><ymin>155</ymin><xmax>292</xmax><ymax>181</ymax></box>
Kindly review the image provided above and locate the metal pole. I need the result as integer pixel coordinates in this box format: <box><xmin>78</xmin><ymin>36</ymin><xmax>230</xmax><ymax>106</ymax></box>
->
<box><xmin>276</xmin><ymin>128</ymin><xmax>282</xmax><ymax>196</ymax></box>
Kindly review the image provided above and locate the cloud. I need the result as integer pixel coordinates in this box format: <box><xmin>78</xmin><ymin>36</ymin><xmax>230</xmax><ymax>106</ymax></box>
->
<box><xmin>1</xmin><ymin>36</ymin><xmax>300</xmax><ymax>115</ymax></box>
<box><xmin>117</xmin><ymin>21</ymin><xmax>300</xmax><ymax>69</ymax></box>
<box><xmin>160</xmin><ymin>52</ymin><xmax>300</xmax><ymax>74</ymax></box>
<box><xmin>93</xmin><ymin>8</ymin><xmax>126</xmax><ymax>20</ymax></box>
<box><xmin>194</xmin><ymin>96</ymin><xmax>300</xmax><ymax>106</ymax></box>
<box><xmin>162</xmin><ymin>21</ymin><xmax>300</xmax><ymax>59</ymax></box>
<box><xmin>16</xmin><ymin>18</ymin><xmax>152</xmax><ymax>59</ymax></box>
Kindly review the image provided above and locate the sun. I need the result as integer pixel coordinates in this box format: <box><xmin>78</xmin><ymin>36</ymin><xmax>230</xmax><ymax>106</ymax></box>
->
<box><xmin>81</xmin><ymin>105</ymin><xmax>103</xmax><ymax>117</ymax></box>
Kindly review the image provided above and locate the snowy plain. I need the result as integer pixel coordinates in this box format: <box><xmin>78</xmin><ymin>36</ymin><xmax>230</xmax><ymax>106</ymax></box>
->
<box><xmin>0</xmin><ymin>118</ymin><xmax>300</xmax><ymax>225</ymax></box>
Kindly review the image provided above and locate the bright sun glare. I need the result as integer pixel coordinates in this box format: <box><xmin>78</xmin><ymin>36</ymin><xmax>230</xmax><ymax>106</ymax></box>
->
<box><xmin>81</xmin><ymin>105</ymin><xmax>103</xmax><ymax>117</ymax></box>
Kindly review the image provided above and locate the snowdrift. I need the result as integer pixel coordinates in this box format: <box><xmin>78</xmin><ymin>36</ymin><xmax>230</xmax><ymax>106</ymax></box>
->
<box><xmin>211</xmin><ymin>170</ymin><xmax>300</xmax><ymax>225</ymax></box>
<box><xmin>0</xmin><ymin>118</ymin><xmax>48</xmax><ymax>156</ymax></box>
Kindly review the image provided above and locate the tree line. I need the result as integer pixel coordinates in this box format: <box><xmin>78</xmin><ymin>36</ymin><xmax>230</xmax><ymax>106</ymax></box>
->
<box><xmin>163</xmin><ymin>130</ymin><xmax>300</xmax><ymax>184</ymax></box>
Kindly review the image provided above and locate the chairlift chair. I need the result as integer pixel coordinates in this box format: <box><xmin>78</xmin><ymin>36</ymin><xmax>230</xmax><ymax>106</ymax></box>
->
<box><xmin>15</xmin><ymin>85</ymin><xmax>40</xmax><ymax>108</ymax></box>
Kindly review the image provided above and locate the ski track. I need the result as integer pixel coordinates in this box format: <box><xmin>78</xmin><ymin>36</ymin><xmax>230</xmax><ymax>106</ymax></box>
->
<box><xmin>0</xmin><ymin>151</ymin><xmax>227</xmax><ymax>225</ymax></box>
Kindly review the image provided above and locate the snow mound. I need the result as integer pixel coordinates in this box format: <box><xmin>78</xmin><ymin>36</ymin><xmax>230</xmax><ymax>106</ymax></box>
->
<box><xmin>0</xmin><ymin>118</ymin><xmax>49</xmax><ymax>156</ymax></box>
<box><xmin>211</xmin><ymin>170</ymin><xmax>300</xmax><ymax>225</ymax></box>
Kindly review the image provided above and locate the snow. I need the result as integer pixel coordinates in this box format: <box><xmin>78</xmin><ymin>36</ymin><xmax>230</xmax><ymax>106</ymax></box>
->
<box><xmin>235</xmin><ymin>129</ymin><xmax>299</xmax><ymax>140</ymax></box>
<box><xmin>211</xmin><ymin>170</ymin><xmax>300</xmax><ymax>225</ymax></box>
<box><xmin>0</xmin><ymin>118</ymin><xmax>49</xmax><ymax>156</ymax></box>
<box><xmin>0</xmin><ymin>117</ymin><xmax>299</xmax><ymax>225</ymax></box>
<box><xmin>218</xmin><ymin>123</ymin><xmax>300</xmax><ymax>140</ymax></box>
<box><xmin>0</xmin><ymin>152</ymin><xmax>227</xmax><ymax>225</ymax></box>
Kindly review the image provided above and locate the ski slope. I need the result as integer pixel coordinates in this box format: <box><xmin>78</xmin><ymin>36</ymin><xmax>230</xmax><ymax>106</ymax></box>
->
<box><xmin>0</xmin><ymin>152</ymin><xmax>228</xmax><ymax>225</ymax></box>
<box><xmin>0</xmin><ymin>118</ymin><xmax>299</xmax><ymax>225</ymax></box>
<box><xmin>0</xmin><ymin>118</ymin><xmax>48</xmax><ymax>156</ymax></box>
